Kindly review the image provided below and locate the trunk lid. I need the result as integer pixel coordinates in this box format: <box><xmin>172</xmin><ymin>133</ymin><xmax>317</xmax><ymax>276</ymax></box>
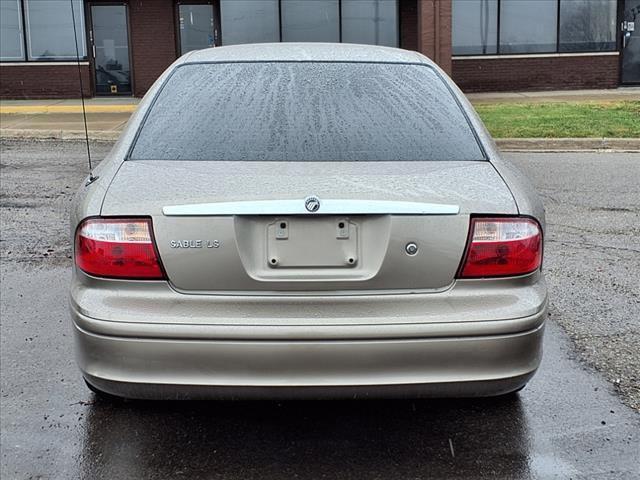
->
<box><xmin>101</xmin><ymin>160</ymin><xmax>516</xmax><ymax>293</ymax></box>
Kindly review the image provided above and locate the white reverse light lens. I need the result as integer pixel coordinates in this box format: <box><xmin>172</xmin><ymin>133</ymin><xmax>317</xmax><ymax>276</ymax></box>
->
<box><xmin>79</xmin><ymin>220</ymin><xmax>153</xmax><ymax>243</ymax></box>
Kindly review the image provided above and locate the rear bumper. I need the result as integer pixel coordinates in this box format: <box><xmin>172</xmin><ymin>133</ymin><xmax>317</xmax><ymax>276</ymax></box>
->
<box><xmin>70</xmin><ymin>271</ymin><xmax>547</xmax><ymax>399</ymax></box>
<box><xmin>73</xmin><ymin>317</ymin><xmax>544</xmax><ymax>400</ymax></box>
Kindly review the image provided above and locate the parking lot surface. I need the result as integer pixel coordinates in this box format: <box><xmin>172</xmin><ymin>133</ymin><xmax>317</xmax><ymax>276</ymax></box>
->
<box><xmin>1</xmin><ymin>140</ymin><xmax>639</xmax><ymax>479</ymax></box>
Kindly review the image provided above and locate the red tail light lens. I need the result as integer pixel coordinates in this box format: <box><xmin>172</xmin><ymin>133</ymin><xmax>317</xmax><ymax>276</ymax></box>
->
<box><xmin>458</xmin><ymin>217</ymin><xmax>542</xmax><ymax>278</ymax></box>
<box><xmin>75</xmin><ymin>218</ymin><xmax>165</xmax><ymax>279</ymax></box>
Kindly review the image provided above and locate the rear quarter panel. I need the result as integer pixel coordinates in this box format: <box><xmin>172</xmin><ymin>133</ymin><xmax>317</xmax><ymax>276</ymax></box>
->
<box><xmin>434</xmin><ymin>63</ymin><xmax>546</xmax><ymax>228</ymax></box>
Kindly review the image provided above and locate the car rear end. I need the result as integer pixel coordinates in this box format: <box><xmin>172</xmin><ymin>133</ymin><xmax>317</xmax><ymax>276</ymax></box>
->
<box><xmin>69</xmin><ymin>44</ymin><xmax>546</xmax><ymax>400</ymax></box>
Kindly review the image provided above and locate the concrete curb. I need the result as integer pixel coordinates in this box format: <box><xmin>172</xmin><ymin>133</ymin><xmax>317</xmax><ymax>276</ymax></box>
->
<box><xmin>495</xmin><ymin>137</ymin><xmax>640</xmax><ymax>152</ymax></box>
<box><xmin>1</xmin><ymin>129</ymin><xmax>639</xmax><ymax>152</ymax></box>
<box><xmin>0</xmin><ymin>129</ymin><xmax>121</xmax><ymax>141</ymax></box>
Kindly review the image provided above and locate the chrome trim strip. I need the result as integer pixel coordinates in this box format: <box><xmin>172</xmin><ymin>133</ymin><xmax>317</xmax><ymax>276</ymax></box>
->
<box><xmin>163</xmin><ymin>199</ymin><xmax>460</xmax><ymax>216</ymax></box>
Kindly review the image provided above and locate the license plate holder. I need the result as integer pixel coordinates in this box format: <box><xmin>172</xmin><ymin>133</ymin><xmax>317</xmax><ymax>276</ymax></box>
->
<box><xmin>267</xmin><ymin>217</ymin><xmax>358</xmax><ymax>268</ymax></box>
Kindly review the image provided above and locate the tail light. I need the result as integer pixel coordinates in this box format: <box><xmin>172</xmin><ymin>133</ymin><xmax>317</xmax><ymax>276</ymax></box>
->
<box><xmin>457</xmin><ymin>217</ymin><xmax>542</xmax><ymax>278</ymax></box>
<box><xmin>75</xmin><ymin>218</ymin><xmax>165</xmax><ymax>279</ymax></box>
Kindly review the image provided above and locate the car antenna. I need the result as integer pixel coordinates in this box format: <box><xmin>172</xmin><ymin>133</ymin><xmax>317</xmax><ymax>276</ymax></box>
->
<box><xmin>70</xmin><ymin>0</ymin><xmax>97</xmax><ymax>186</ymax></box>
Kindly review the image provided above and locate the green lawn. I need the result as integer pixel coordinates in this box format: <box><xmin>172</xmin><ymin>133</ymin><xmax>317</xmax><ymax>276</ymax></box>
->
<box><xmin>473</xmin><ymin>101</ymin><xmax>640</xmax><ymax>138</ymax></box>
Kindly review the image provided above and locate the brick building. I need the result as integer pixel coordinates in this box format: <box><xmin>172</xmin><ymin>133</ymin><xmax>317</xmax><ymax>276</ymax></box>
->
<box><xmin>0</xmin><ymin>0</ymin><xmax>638</xmax><ymax>99</ymax></box>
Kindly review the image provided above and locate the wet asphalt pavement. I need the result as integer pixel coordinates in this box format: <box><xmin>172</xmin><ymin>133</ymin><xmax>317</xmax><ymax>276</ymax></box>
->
<box><xmin>1</xmin><ymin>140</ymin><xmax>639</xmax><ymax>479</ymax></box>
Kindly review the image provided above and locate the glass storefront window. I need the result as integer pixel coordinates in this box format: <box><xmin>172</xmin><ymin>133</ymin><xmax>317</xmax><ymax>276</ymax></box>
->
<box><xmin>559</xmin><ymin>0</ymin><xmax>617</xmax><ymax>52</ymax></box>
<box><xmin>221</xmin><ymin>0</ymin><xmax>397</xmax><ymax>46</ymax></box>
<box><xmin>24</xmin><ymin>0</ymin><xmax>86</xmax><ymax>60</ymax></box>
<box><xmin>0</xmin><ymin>0</ymin><xmax>24</xmax><ymax>61</ymax></box>
<box><xmin>454</xmin><ymin>0</ymin><xmax>621</xmax><ymax>56</ymax></box>
<box><xmin>179</xmin><ymin>4</ymin><xmax>215</xmax><ymax>55</ymax></box>
<box><xmin>220</xmin><ymin>0</ymin><xmax>279</xmax><ymax>45</ymax></box>
<box><xmin>452</xmin><ymin>0</ymin><xmax>498</xmax><ymax>55</ymax></box>
<box><xmin>281</xmin><ymin>0</ymin><xmax>339</xmax><ymax>42</ymax></box>
<box><xmin>341</xmin><ymin>0</ymin><xmax>398</xmax><ymax>47</ymax></box>
<box><xmin>499</xmin><ymin>0</ymin><xmax>558</xmax><ymax>54</ymax></box>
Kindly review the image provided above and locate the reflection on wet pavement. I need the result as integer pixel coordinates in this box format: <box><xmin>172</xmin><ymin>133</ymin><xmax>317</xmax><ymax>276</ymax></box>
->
<box><xmin>82</xmin><ymin>396</ymin><xmax>529</xmax><ymax>479</ymax></box>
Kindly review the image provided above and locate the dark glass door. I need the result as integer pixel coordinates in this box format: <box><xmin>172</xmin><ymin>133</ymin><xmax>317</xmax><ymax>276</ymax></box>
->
<box><xmin>622</xmin><ymin>1</ymin><xmax>640</xmax><ymax>84</ymax></box>
<box><xmin>178</xmin><ymin>3</ymin><xmax>218</xmax><ymax>55</ymax></box>
<box><xmin>90</xmin><ymin>4</ymin><xmax>132</xmax><ymax>95</ymax></box>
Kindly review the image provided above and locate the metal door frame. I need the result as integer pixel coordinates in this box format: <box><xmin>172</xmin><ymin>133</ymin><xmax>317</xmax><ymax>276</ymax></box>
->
<box><xmin>86</xmin><ymin>1</ymin><xmax>135</xmax><ymax>96</ymax></box>
<box><xmin>619</xmin><ymin>0</ymin><xmax>640</xmax><ymax>85</ymax></box>
<box><xmin>174</xmin><ymin>1</ymin><xmax>222</xmax><ymax>56</ymax></box>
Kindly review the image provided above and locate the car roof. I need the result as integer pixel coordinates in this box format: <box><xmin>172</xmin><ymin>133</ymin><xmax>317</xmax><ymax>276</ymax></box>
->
<box><xmin>183</xmin><ymin>42</ymin><xmax>430</xmax><ymax>65</ymax></box>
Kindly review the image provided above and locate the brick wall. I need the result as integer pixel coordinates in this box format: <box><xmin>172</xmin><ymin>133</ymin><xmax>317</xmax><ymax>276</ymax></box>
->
<box><xmin>416</xmin><ymin>0</ymin><xmax>452</xmax><ymax>74</ymax></box>
<box><xmin>399</xmin><ymin>0</ymin><xmax>418</xmax><ymax>51</ymax></box>
<box><xmin>452</xmin><ymin>54</ymin><xmax>620</xmax><ymax>93</ymax></box>
<box><xmin>0</xmin><ymin>64</ymin><xmax>91</xmax><ymax>99</ymax></box>
<box><xmin>128</xmin><ymin>0</ymin><xmax>177</xmax><ymax>97</ymax></box>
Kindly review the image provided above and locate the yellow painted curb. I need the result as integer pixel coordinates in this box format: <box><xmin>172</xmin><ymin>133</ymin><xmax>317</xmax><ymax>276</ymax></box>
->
<box><xmin>0</xmin><ymin>104</ymin><xmax>137</xmax><ymax>114</ymax></box>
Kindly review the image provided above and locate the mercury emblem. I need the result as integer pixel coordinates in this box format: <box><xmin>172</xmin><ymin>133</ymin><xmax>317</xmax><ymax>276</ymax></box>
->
<box><xmin>304</xmin><ymin>195</ymin><xmax>321</xmax><ymax>213</ymax></box>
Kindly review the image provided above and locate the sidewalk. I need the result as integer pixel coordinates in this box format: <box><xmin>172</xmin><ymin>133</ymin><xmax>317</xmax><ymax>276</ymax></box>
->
<box><xmin>2</xmin><ymin>88</ymin><xmax>639</xmax><ymax>151</ymax></box>
<box><xmin>0</xmin><ymin>97</ymin><xmax>136</xmax><ymax>137</ymax></box>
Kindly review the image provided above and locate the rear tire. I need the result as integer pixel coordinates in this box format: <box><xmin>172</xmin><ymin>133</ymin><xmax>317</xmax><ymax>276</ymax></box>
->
<box><xmin>500</xmin><ymin>383</ymin><xmax>526</xmax><ymax>398</ymax></box>
<box><xmin>84</xmin><ymin>378</ymin><xmax>124</xmax><ymax>402</ymax></box>
<box><xmin>511</xmin><ymin>383</ymin><xmax>526</xmax><ymax>393</ymax></box>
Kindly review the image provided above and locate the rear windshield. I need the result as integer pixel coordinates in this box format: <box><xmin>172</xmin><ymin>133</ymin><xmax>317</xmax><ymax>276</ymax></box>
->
<box><xmin>129</xmin><ymin>62</ymin><xmax>485</xmax><ymax>161</ymax></box>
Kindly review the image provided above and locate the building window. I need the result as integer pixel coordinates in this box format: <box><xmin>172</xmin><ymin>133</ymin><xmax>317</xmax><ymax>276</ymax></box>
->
<box><xmin>0</xmin><ymin>0</ymin><xmax>25</xmax><ymax>61</ymax></box>
<box><xmin>219</xmin><ymin>0</ymin><xmax>398</xmax><ymax>47</ymax></box>
<box><xmin>281</xmin><ymin>0</ymin><xmax>340</xmax><ymax>42</ymax></box>
<box><xmin>220</xmin><ymin>0</ymin><xmax>279</xmax><ymax>45</ymax></box>
<box><xmin>24</xmin><ymin>0</ymin><xmax>86</xmax><ymax>60</ymax></box>
<box><xmin>559</xmin><ymin>0</ymin><xmax>617</xmax><ymax>52</ymax></box>
<box><xmin>341</xmin><ymin>0</ymin><xmax>398</xmax><ymax>47</ymax></box>
<box><xmin>452</xmin><ymin>0</ymin><xmax>498</xmax><ymax>55</ymax></box>
<box><xmin>500</xmin><ymin>0</ymin><xmax>558</xmax><ymax>54</ymax></box>
<box><xmin>452</xmin><ymin>0</ymin><xmax>618</xmax><ymax>56</ymax></box>
<box><xmin>0</xmin><ymin>0</ymin><xmax>86</xmax><ymax>62</ymax></box>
